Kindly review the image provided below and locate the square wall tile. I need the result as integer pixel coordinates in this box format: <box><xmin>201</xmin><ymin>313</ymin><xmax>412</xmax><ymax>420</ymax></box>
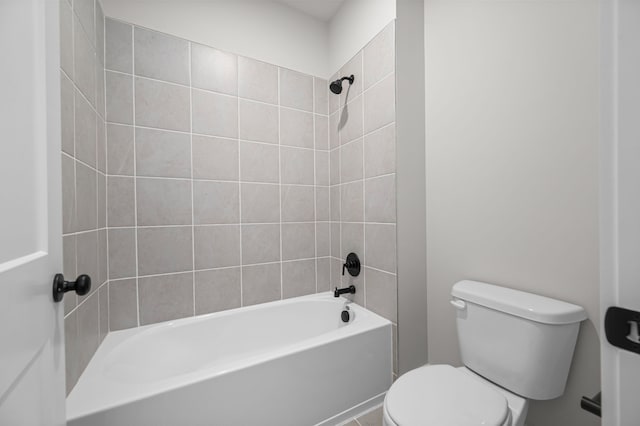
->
<box><xmin>364</xmin><ymin>123</ymin><xmax>396</xmax><ymax>178</ymax></box>
<box><xmin>281</xmin><ymin>185</ymin><xmax>314</xmax><ymax>222</ymax></box>
<box><xmin>98</xmin><ymin>230</ymin><xmax>108</xmax><ymax>285</ymax></box>
<box><xmin>282</xmin><ymin>259</ymin><xmax>316</xmax><ymax>298</ymax></box>
<box><xmin>365</xmin><ymin>224</ymin><xmax>396</xmax><ymax>273</ymax></box>
<box><xmin>339</xmin><ymin>95</ymin><xmax>363</xmax><ymax>144</ymax></box>
<box><xmin>341</xmin><ymin>223</ymin><xmax>364</xmax><ymax>260</ymax></box>
<box><xmin>331</xmin><ymin>223</ymin><xmax>341</xmax><ymax>258</ymax></box>
<box><xmin>365</xmin><ymin>175</ymin><xmax>396</xmax><ymax>223</ymax></box>
<box><xmin>195</xmin><ymin>268</ymin><xmax>241</xmax><ymax>314</ymax></box>
<box><xmin>191</xmin><ymin>43</ymin><xmax>237</xmax><ymax>95</ymax></box>
<box><xmin>106</xmin><ymin>71</ymin><xmax>133</xmax><ymax>125</ymax></box>
<box><xmin>330</xmin><ymin>186</ymin><xmax>341</xmax><ymax>222</ymax></box>
<box><xmin>95</xmin><ymin>3</ymin><xmax>105</xmax><ymax>65</ymax></box>
<box><xmin>341</xmin><ymin>181</ymin><xmax>364</xmax><ymax>223</ymax></box>
<box><xmin>365</xmin><ymin>267</ymin><xmax>397</xmax><ymax>322</ymax></box>
<box><xmin>135</xmin><ymin>127</ymin><xmax>191</xmax><ymax>178</ymax></box>
<box><xmin>60</xmin><ymin>73</ymin><xmax>74</xmax><ymax>156</ymax></box>
<box><xmin>136</xmin><ymin>178</ymin><xmax>192</xmax><ymax>226</ymax></box>
<box><xmin>59</xmin><ymin>0</ymin><xmax>73</xmax><ymax>78</ymax></box>
<box><xmin>76</xmin><ymin>293</ymin><xmax>100</xmax><ymax>373</ymax></box>
<box><xmin>192</xmin><ymin>136</ymin><xmax>239</xmax><ymax>181</ymax></box>
<box><xmin>107</xmin><ymin>124</ymin><xmax>134</xmax><ymax>175</ymax></box>
<box><xmin>139</xmin><ymin>272</ymin><xmax>194</xmax><ymax>325</ymax></box>
<box><xmin>108</xmin><ymin>228</ymin><xmax>136</xmax><ymax>279</ymax></box>
<box><xmin>316</xmin><ymin>257</ymin><xmax>331</xmax><ymax>292</ymax></box>
<box><xmin>340</xmin><ymin>52</ymin><xmax>363</xmax><ymax>105</ymax></box>
<box><xmin>134</xmin><ymin>27</ymin><xmax>189</xmax><ymax>85</ymax></box>
<box><xmin>238</xmin><ymin>56</ymin><xmax>278</xmax><ymax>104</ymax></box>
<box><xmin>135</xmin><ymin>77</ymin><xmax>190</xmax><ymax>132</ymax></box>
<box><xmin>74</xmin><ymin>0</ymin><xmax>95</xmax><ymax>47</ymax></box>
<box><xmin>241</xmin><ymin>183</ymin><xmax>280</xmax><ymax>223</ymax></box>
<box><xmin>64</xmin><ymin>311</ymin><xmax>79</xmax><ymax>394</ymax></box>
<box><xmin>280</xmin><ymin>108</ymin><xmax>314</xmax><ymax>149</ymax></box>
<box><xmin>239</xmin><ymin>141</ymin><xmax>279</xmax><ymax>183</ymax></box>
<box><xmin>109</xmin><ymin>279</ymin><xmax>138</xmax><ymax>330</ymax></box>
<box><xmin>329</xmin><ymin>112</ymin><xmax>339</xmax><ymax>149</ymax></box>
<box><xmin>241</xmin><ymin>224</ymin><xmax>280</xmax><ymax>265</ymax></box>
<box><xmin>364</xmin><ymin>21</ymin><xmax>395</xmax><ymax>90</ymax></box>
<box><xmin>99</xmin><ymin>284</ymin><xmax>108</xmax><ymax>343</ymax></box>
<box><xmin>315</xmin><ymin>114</ymin><xmax>329</xmax><ymax>150</ymax></box>
<box><xmin>76</xmin><ymin>231</ymin><xmax>98</xmax><ymax>298</ymax></box>
<box><xmin>193</xmin><ymin>181</ymin><xmax>239</xmax><ymax>224</ymax></box>
<box><xmin>137</xmin><ymin>226</ymin><xmax>193</xmax><ymax>275</ymax></box>
<box><xmin>281</xmin><ymin>147</ymin><xmax>314</xmax><ymax>185</ymax></box>
<box><xmin>239</xmin><ymin>100</ymin><xmax>278</xmax><ymax>144</ymax></box>
<box><xmin>73</xmin><ymin>14</ymin><xmax>96</xmax><ymax>106</ymax></box>
<box><xmin>316</xmin><ymin>222</ymin><xmax>330</xmax><ymax>257</ymax></box>
<box><xmin>330</xmin><ymin>149</ymin><xmax>340</xmax><ymax>186</ymax></box>
<box><xmin>315</xmin><ymin>187</ymin><xmax>330</xmax><ymax>221</ymax></box>
<box><xmin>279</xmin><ymin>68</ymin><xmax>313</xmax><ymax>112</ymax></box>
<box><xmin>97</xmin><ymin>174</ymin><xmax>106</xmax><ymax>229</ymax></box>
<box><xmin>107</xmin><ymin>176</ymin><xmax>135</xmax><ymax>227</ymax></box>
<box><xmin>97</xmin><ymin>120</ymin><xmax>106</xmax><ymax>173</ymax></box>
<box><xmin>282</xmin><ymin>223</ymin><xmax>315</xmax><ymax>261</ymax></box>
<box><xmin>242</xmin><ymin>263</ymin><xmax>281</xmax><ymax>306</ymax></box>
<box><xmin>364</xmin><ymin>73</ymin><xmax>395</xmax><ymax>134</ymax></box>
<box><xmin>61</xmin><ymin>154</ymin><xmax>76</xmax><ymax>234</ymax></box>
<box><xmin>192</xmin><ymin>89</ymin><xmax>238</xmax><ymax>138</ymax></box>
<box><xmin>75</xmin><ymin>162</ymin><xmax>97</xmax><ymax>231</ymax></box>
<box><xmin>194</xmin><ymin>225</ymin><xmax>241</xmax><ymax>270</ymax></box>
<box><xmin>105</xmin><ymin>18</ymin><xmax>132</xmax><ymax>73</ymax></box>
<box><xmin>74</xmin><ymin>90</ymin><xmax>97</xmax><ymax>168</ymax></box>
<box><xmin>340</xmin><ymin>139</ymin><xmax>363</xmax><ymax>183</ymax></box>
<box><xmin>316</xmin><ymin>151</ymin><xmax>329</xmax><ymax>186</ymax></box>
<box><xmin>314</xmin><ymin>77</ymin><xmax>328</xmax><ymax>115</ymax></box>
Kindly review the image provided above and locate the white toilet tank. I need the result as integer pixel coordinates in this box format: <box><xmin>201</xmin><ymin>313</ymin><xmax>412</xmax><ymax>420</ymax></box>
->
<box><xmin>451</xmin><ymin>281</ymin><xmax>587</xmax><ymax>400</ymax></box>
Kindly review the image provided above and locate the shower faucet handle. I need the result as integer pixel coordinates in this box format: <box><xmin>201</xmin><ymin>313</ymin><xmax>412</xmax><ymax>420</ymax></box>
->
<box><xmin>342</xmin><ymin>252</ymin><xmax>361</xmax><ymax>277</ymax></box>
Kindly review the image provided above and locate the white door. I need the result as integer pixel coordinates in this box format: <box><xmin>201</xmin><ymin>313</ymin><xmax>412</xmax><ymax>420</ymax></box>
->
<box><xmin>0</xmin><ymin>0</ymin><xmax>66</xmax><ymax>425</ymax></box>
<box><xmin>600</xmin><ymin>0</ymin><xmax>640</xmax><ymax>425</ymax></box>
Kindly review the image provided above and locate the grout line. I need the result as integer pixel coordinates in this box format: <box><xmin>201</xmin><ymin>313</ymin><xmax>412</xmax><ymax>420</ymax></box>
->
<box><xmin>131</xmin><ymin>25</ymin><xmax>140</xmax><ymax>328</ymax></box>
<box><xmin>277</xmin><ymin>67</ymin><xmax>283</xmax><ymax>300</ymax></box>
<box><xmin>361</xmin><ymin>53</ymin><xmax>367</xmax><ymax>308</ymax></box>
<box><xmin>189</xmin><ymin>41</ymin><xmax>196</xmax><ymax>317</ymax></box>
<box><xmin>313</xmin><ymin>75</ymin><xmax>318</xmax><ymax>294</ymax></box>
<box><xmin>237</xmin><ymin>53</ymin><xmax>244</xmax><ymax>308</ymax></box>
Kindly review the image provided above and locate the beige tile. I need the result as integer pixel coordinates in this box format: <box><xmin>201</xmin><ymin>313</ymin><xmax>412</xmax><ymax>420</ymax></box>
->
<box><xmin>135</xmin><ymin>77</ymin><xmax>190</xmax><ymax>131</ymax></box>
<box><xmin>139</xmin><ymin>272</ymin><xmax>194</xmax><ymax>325</ymax></box>
<box><xmin>341</xmin><ymin>181</ymin><xmax>364</xmax><ymax>223</ymax></box>
<box><xmin>97</xmin><ymin>119</ymin><xmax>106</xmax><ymax>173</ymax></box>
<box><xmin>99</xmin><ymin>284</ymin><xmax>108</xmax><ymax>342</ymax></box>
<box><xmin>316</xmin><ymin>150</ymin><xmax>329</xmax><ymax>186</ymax></box>
<box><xmin>108</xmin><ymin>228</ymin><xmax>136</xmax><ymax>279</ymax></box>
<box><xmin>314</xmin><ymin>77</ymin><xmax>328</xmax><ymax>115</ymax></box>
<box><xmin>107</xmin><ymin>124</ymin><xmax>134</xmax><ymax>175</ymax></box>
<box><xmin>241</xmin><ymin>183</ymin><xmax>280</xmax><ymax>223</ymax></box>
<box><xmin>365</xmin><ymin>268</ymin><xmax>397</xmax><ymax>322</ymax></box>
<box><xmin>282</xmin><ymin>259</ymin><xmax>316</xmax><ymax>298</ymax></box>
<box><xmin>329</xmin><ymin>111</ymin><xmax>340</xmax><ymax>149</ymax></box>
<box><xmin>134</xmin><ymin>27</ymin><xmax>189</xmax><ymax>85</ymax></box>
<box><xmin>340</xmin><ymin>139</ymin><xmax>364</xmax><ymax>183</ymax></box>
<box><xmin>73</xmin><ymin>14</ymin><xmax>96</xmax><ymax>106</ymax></box>
<box><xmin>238</xmin><ymin>56</ymin><xmax>278</xmax><ymax>104</ymax></box>
<box><xmin>357</xmin><ymin>406</ymin><xmax>384</xmax><ymax>426</ymax></box>
<box><xmin>194</xmin><ymin>225</ymin><xmax>241</xmax><ymax>269</ymax></box>
<box><xmin>280</xmin><ymin>108</ymin><xmax>313</xmax><ymax>148</ymax></box>
<box><xmin>192</xmin><ymin>89</ymin><xmax>238</xmax><ymax>138</ymax></box>
<box><xmin>239</xmin><ymin>141</ymin><xmax>279</xmax><ymax>183</ymax></box>
<box><xmin>316</xmin><ymin>257</ymin><xmax>331</xmax><ymax>292</ymax></box>
<box><xmin>60</xmin><ymin>73</ymin><xmax>74</xmax><ymax>155</ymax></box>
<box><xmin>330</xmin><ymin>186</ymin><xmax>341</xmax><ymax>222</ymax></box>
<box><xmin>364</xmin><ymin>21</ymin><xmax>395</xmax><ymax>90</ymax></box>
<box><xmin>76</xmin><ymin>292</ymin><xmax>100</xmax><ymax>372</ymax></box>
<box><xmin>330</xmin><ymin>148</ymin><xmax>340</xmax><ymax>186</ymax></box>
<box><xmin>281</xmin><ymin>147</ymin><xmax>314</xmax><ymax>185</ymax></box>
<box><xmin>61</xmin><ymin>154</ymin><xmax>76</xmax><ymax>234</ymax></box>
<box><xmin>282</xmin><ymin>223</ymin><xmax>315</xmax><ymax>261</ymax></box>
<box><xmin>316</xmin><ymin>187</ymin><xmax>330</xmax><ymax>221</ymax></box>
<box><xmin>364</xmin><ymin>73</ymin><xmax>395</xmax><ymax>134</ymax></box>
<box><xmin>75</xmin><ymin>162</ymin><xmax>97</xmax><ymax>231</ymax></box>
<box><xmin>239</xmin><ymin>100</ymin><xmax>279</xmax><ymax>144</ymax></box>
<box><xmin>192</xmin><ymin>135</ymin><xmax>239</xmax><ymax>181</ymax></box>
<box><xmin>191</xmin><ymin>43</ymin><xmax>237</xmax><ymax>95</ymax></box>
<box><xmin>64</xmin><ymin>311</ymin><xmax>79</xmax><ymax>395</ymax></box>
<box><xmin>137</xmin><ymin>226</ymin><xmax>193</xmax><ymax>275</ymax></box>
<box><xmin>135</xmin><ymin>127</ymin><xmax>191</xmax><ymax>178</ymax></box>
<box><xmin>365</xmin><ymin>224</ymin><xmax>396</xmax><ymax>273</ymax></box>
<box><xmin>281</xmin><ymin>185</ymin><xmax>314</xmax><ymax>222</ymax></box>
<box><xmin>74</xmin><ymin>89</ymin><xmax>97</xmax><ymax>167</ymax></box>
<box><xmin>331</xmin><ymin>223</ymin><xmax>341</xmax><ymax>259</ymax></box>
<box><xmin>365</xmin><ymin>175</ymin><xmax>396</xmax><ymax>223</ymax></box>
<box><xmin>195</xmin><ymin>268</ymin><xmax>241</xmax><ymax>314</ymax></box>
<box><xmin>107</xmin><ymin>176</ymin><xmax>135</xmax><ymax>227</ymax></box>
<box><xmin>242</xmin><ymin>263</ymin><xmax>281</xmax><ymax>306</ymax></box>
<box><xmin>315</xmin><ymin>114</ymin><xmax>329</xmax><ymax>150</ymax></box>
<box><xmin>339</xmin><ymin>95</ymin><xmax>363</xmax><ymax>144</ymax></box>
<box><xmin>97</xmin><ymin>173</ymin><xmax>106</xmax><ymax>229</ymax></box>
<box><xmin>330</xmin><ymin>257</ymin><xmax>342</xmax><ymax>288</ymax></box>
<box><xmin>364</xmin><ymin>123</ymin><xmax>396</xmax><ymax>178</ymax></box>
<box><xmin>106</xmin><ymin>71</ymin><xmax>133</xmax><ymax>125</ymax></box>
<box><xmin>341</xmin><ymin>223</ymin><xmax>364</xmax><ymax>260</ymax></box>
<box><xmin>63</xmin><ymin>235</ymin><xmax>77</xmax><ymax>315</ymax></box>
<box><xmin>193</xmin><ymin>181</ymin><xmax>239</xmax><ymax>224</ymax></box>
<box><xmin>316</xmin><ymin>222</ymin><xmax>330</xmax><ymax>257</ymax></box>
<box><xmin>98</xmin><ymin>229</ymin><xmax>108</xmax><ymax>285</ymax></box>
<box><xmin>280</xmin><ymin>68</ymin><xmax>313</xmax><ymax>112</ymax></box>
<box><xmin>59</xmin><ymin>0</ymin><xmax>73</xmax><ymax>78</ymax></box>
<box><xmin>105</xmin><ymin>18</ymin><xmax>132</xmax><ymax>73</ymax></box>
<box><xmin>241</xmin><ymin>224</ymin><xmax>280</xmax><ymax>265</ymax></box>
<box><xmin>109</xmin><ymin>279</ymin><xmax>138</xmax><ymax>330</ymax></box>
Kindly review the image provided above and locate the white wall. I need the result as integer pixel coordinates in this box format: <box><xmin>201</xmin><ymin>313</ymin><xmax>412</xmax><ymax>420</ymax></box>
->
<box><xmin>328</xmin><ymin>0</ymin><xmax>396</xmax><ymax>73</ymax></box>
<box><xmin>101</xmin><ymin>0</ymin><xmax>329</xmax><ymax>77</ymax></box>
<box><xmin>424</xmin><ymin>1</ymin><xmax>601</xmax><ymax>425</ymax></box>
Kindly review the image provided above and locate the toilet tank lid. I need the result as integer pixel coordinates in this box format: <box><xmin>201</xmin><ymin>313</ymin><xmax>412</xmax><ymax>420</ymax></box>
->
<box><xmin>452</xmin><ymin>281</ymin><xmax>587</xmax><ymax>324</ymax></box>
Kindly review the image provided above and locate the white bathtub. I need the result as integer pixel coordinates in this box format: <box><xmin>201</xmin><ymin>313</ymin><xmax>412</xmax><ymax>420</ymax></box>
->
<box><xmin>66</xmin><ymin>292</ymin><xmax>392</xmax><ymax>426</ymax></box>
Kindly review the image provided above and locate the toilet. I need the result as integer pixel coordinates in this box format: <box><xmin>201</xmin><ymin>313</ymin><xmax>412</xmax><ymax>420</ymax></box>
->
<box><xmin>383</xmin><ymin>280</ymin><xmax>587</xmax><ymax>426</ymax></box>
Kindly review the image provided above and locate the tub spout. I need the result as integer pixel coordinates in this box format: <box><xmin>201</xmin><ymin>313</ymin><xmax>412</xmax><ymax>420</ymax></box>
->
<box><xmin>334</xmin><ymin>285</ymin><xmax>356</xmax><ymax>297</ymax></box>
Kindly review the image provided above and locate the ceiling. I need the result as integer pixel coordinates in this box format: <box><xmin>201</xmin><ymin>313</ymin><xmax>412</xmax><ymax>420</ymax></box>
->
<box><xmin>275</xmin><ymin>0</ymin><xmax>345</xmax><ymax>22</ymax></box>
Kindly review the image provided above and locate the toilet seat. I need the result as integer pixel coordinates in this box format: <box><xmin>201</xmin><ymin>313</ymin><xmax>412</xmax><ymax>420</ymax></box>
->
<box><xmin>384</xmin><ymin>364</ymin><xmax>510</xmax><ymax>426</ymax></box>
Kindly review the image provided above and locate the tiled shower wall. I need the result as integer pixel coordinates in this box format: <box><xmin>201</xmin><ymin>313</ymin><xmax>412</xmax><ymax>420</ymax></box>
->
<box><xmin>328</xmin><ymin>22</ymin><xmax>398</xmax><ymax>375</ymax></box>
<box><xmin>60</xmin><ymin>0</ymin><xmax>109</xmax><ymax>394</ymax></box>
<box><xmin>103</xmin><ymin>19</ymin><xmax>332</xmax><ymax>330</ymax></box>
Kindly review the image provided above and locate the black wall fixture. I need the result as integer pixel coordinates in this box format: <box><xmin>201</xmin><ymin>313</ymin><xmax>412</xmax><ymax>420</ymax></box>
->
<box><xmin>342</xmin><ymin>252</ymin><xmax>361</xmax><ymax>277</ymax></box>
<box><xmin>329</xmin><ymin>75</ymin><xmax>355</xmax><ymax>95</ymax></box>
<box><xmin>52</xmin><ymin>273</ymin><xmax>91</xmax><ymax>302</ymax></box>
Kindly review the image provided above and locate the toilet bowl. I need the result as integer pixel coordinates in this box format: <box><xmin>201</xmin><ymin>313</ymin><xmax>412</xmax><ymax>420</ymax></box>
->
<box><xmin>382</xmin><ymin>281</ymin><xmax>586</xmax><ymax>426</ymax></box>
<box><xmin>382</xmin><ymin>365</ymin><xmax>527</xmax><ymax>426</ymax></box>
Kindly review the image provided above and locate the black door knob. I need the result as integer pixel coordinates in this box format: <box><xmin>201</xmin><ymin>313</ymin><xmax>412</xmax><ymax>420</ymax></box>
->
<box><xmin>52</xmin><ymin>273</ymin><xmax>91</xmax><ymax>303</ymax></box>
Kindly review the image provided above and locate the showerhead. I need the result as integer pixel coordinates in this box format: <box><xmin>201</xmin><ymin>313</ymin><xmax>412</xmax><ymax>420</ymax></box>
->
<box><xmin>329</xmin><ymin>75</ymin><xmax>355</xmax><ymax>95</ymax></box>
